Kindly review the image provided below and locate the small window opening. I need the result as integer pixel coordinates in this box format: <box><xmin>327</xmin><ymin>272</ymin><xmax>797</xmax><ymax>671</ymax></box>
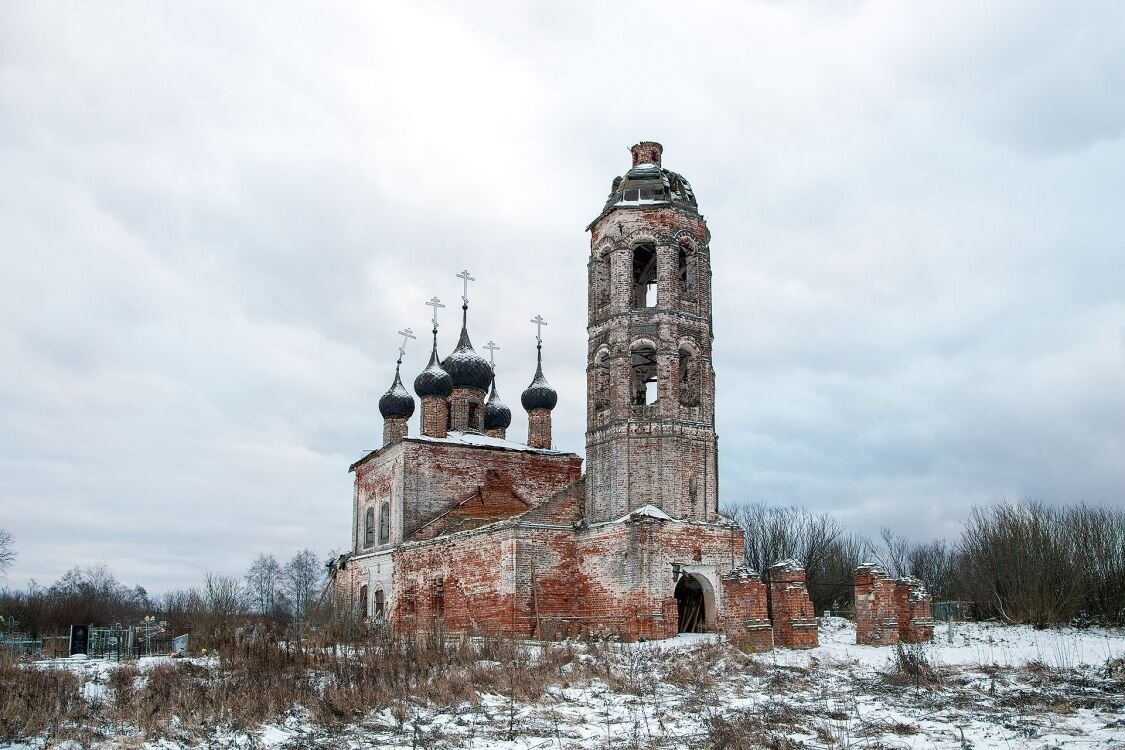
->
<box><xmin>631</xmin><ymin>344</ymin><xmax>658</xmax><ymax>405</ymax></box>
<box><xmin>631</xmin><ymin>244</ymin><xmax>658</xmax><ymax>308</ymax></box>
<box><xmin>678</xmin><ymin>247</ymin><xmax>697</xmax><ymax>300</ymax></box>
<box><xmin>593</xmin><ymin>351</ymin><xmax>611</xmax><ymax>411</ymax></box>
<box><xmin>432</xmin><ymin>576</ymin><xmax>445</xmax><ymax>617</ymax></box>
<box><xmin>595</xmin><ymin>253</ymin><xmax>611</xmax><ymax>307</ymax></box>
<box><xmin>378</xmin><ymin>503</ymin><xmax>390</xmax><ymax>545</ymax></box>
<box><xmin>467</xmin><ymin>401</ymin><xmax>481</xmax><ymax>431</ymax></box>
<box><xmin>364</xmin><ymin>507</ymin><xmax>375</xmax><ymax>548</ymax></box>
<box><xmin>374</xmin><ymin>589</ymin><xmax>385</xmax><ymax>617</ymax></box>
<box><xmin>358</xmin><ymin>585</ymin><xmax>368</xmax><ymax>618</ymax></box>
<box><xmin>403</xmin><ymin>587</ymin><xmax>416</xmax><ymax>614</ymax></box>
<box><xmin>679</xmin><ymin>349</ymin><xmax>700</xmax><ymax>406</ymax></box>
<box><xmin>623</xmin><ymin>189</ymin><xmax>639</xmax><ymax>201</ymax></box>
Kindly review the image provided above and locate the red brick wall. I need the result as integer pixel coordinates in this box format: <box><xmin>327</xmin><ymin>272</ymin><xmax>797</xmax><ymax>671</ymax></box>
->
<box><xmin>721</xmin><ymin>568</ymin><xmax>774</xmax><ymax>652</ymax></box>
<box><xmin>894</xmin><ymin>577</ymin><xmax>935</xmax><ymax>644</ymax></box>
<box><xmin>769</xmin><ymin>560</ymin><xmax>819</xmax><ymax>649</ymax></box>
<box><xmin>854</xmin><ymin>566</ymin><xmax>935</xmax><ymax>646</ymax></box>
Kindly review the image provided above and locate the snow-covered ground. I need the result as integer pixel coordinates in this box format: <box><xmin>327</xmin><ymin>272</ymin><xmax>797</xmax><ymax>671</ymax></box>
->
<box><xmin>5</xmin><ymin>619</ymin><xmax>1124</xmax><ymax>749</ymax></box>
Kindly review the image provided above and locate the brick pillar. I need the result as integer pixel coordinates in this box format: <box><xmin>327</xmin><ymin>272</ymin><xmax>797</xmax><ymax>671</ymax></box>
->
<box><xmin>484</xmin><ymin>427</ymin><xmax>507</xmax><ymax>440</ymax></box>
<box><xmin>769</xmin><ymin>560</ymin><xmax>818</xmax><ymax>649</ymax></box>
<box><xmin>721</xmin><ymin>567</ymin><xmax>773</xmax><ymax>652</ymax></box>
<box><xmin>894</xmin><ymin>577</ymin><xmax>935</xmax><ymax>643</ymax></box>
<box><xmin>420</xmin><ymin>396</ymin><xmax>449</xmax><ymax>438</ymax></box>
<box><xmin>383</xmin><ymin>416</ymin><xmax>408</xmax><ymax>446</ymax></box>
<box><xmin>449</xmin><ymin>387</ymin><xmax>485</xmax><ymax>433</ymax></box>
<box><xmin>630</xmin><ymin>141</ymin><xmax>663</xmax><ymax>167</ymax></box>
<box><xmin>527</xmin><ymin>409</ymin><xmax>552</xmax><ymax>449</ymax></box>
<box><xmin>854</xmin><ymin>564</ymin><xmax>901</xmax><ymax>646</ymax></box>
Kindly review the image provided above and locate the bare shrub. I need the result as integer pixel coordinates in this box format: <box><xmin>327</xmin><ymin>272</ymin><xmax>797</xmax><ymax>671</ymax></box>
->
<box><xmin>958</xmin><ymin>501</ymin><xmax>1125</xmax><ymax>627</ymax></box>
<box><xmin>887</xmin><ymin>644</ymin><xmax>942</xmax><ymax>689</ymax></box>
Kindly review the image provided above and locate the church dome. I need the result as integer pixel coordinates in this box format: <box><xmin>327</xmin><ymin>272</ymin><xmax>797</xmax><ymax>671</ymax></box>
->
<box><xmin>484</xmin><ymin>376</ymin><xmax>512</xmax><ymax>430</ymax></box>
<box><xmin>591</xmin><ymin>142</ymin><xmax>699</xmax><ymax>224</ymax></box>
<box><xmin>443</xmin><ymin>324</ymin><xmax>493</xmax><ymax>392</ymax></box>
<box><xmin>378</xmin><ymin>366</ymin><xmax>415</xmax><ymax>419</ymax></box>
<box><xmin>521</xmin><ymin>349</ymin><xmax>558</xmax><ymax>411</ymax></box>
<box><xmin>414</xmin><ymin>344</ymin><xmax>453</xmax><ymax>398</ymax></box>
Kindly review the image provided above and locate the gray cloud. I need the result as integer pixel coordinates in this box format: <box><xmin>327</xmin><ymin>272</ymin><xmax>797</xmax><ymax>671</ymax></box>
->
<box><xmin>1</xmin><ymin>1</ymin><xmax>1122</xmax><ymax>592</ymax></box>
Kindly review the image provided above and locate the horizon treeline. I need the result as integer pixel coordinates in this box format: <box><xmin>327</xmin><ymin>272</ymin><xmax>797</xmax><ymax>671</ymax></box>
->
<box><xmin>1</xmin><ymin>499</ymin><xmax>1123</xmax><ymax>637</ymax></box>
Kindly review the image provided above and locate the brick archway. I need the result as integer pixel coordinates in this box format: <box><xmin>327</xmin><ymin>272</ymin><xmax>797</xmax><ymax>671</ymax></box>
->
<box><xmin>675</xmin><ymin>573</ymin><xmax>715</xmax><ymax>633</ymax></box>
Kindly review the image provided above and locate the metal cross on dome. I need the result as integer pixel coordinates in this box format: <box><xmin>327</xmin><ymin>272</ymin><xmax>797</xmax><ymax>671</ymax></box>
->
<box><xmin>483</xmin><ymin>340</ymin><xmax>500</xmax><ymax>367</ymax></box>
<box><xmin>396</xmin><ymin>328</ymin><xmax>416</xmax><ymax>362</ymax></box>
<box><xmin>456</xmin><ymin>269</ymin><xmax>475</xmax><ymax>306</ymax></box>
<box><xmin>530</xmin><ymin>315</ymin><xmax>548</xmax><ymax>344</ymax></box>
<box><xmin>425</xmin><ymin>296</ymin><xmax>445</xmax><ymax>329</ymax></box>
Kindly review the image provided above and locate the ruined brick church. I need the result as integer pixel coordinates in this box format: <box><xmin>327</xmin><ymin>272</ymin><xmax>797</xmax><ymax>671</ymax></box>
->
<box><xmin>331</xmin><ymin>142</ymin><xmax>821</xmax><ymax>649</ymax></box>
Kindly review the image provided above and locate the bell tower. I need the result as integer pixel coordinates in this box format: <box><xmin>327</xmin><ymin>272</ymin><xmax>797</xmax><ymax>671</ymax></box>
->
<box><xmin>584</xmin><ymin>142</ymin><xmax>718</xmax><ymax>524</ymax></box>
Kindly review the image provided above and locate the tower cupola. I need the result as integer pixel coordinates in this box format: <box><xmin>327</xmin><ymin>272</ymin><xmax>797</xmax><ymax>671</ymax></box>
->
<box><xmin>483</xmin><ymin>375</ymin><xmax>512</xmax><ymax>439</ymax></box>
<box><xmin>522</xmin><ymin>315</ymin><xmax>556</xmax><ymax>449</ymax></box>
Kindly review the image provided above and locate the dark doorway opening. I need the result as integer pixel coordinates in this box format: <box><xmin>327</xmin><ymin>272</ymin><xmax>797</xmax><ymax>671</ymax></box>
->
<box><xmin>675</xmin><ymin>575</ymin><xmax>705</xmax><ymax>633</ymax></box>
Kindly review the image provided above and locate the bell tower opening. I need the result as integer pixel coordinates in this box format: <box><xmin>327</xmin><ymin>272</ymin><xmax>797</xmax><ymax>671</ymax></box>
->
<box><xmin>631</xmin><ymin>244</ymin><xmax>658</xmax><ymax>308</ymax></box>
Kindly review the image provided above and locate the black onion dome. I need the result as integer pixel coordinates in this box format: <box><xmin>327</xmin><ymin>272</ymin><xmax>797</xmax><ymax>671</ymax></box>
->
<box><xmin>378</xmin><ymin>366</ymin><xmax>415</xmax><ymax>419</ymax></box>
<box><xmin>521</xmin><ymin>348</ymin><xmax>558</xmax><ymax>411</ymax></box>
<box><xmin>414</xmin><ymin>342</ymin><xmax>453</xmax><ymax>398</ymax></box>
<box><xmin>442</xmin><ymin>322</ymin><xmax>493</xmax><ymax>392</ymax></box>
<box><xmin>484</xmin><ymin>376</ymin><xmax>512</xmax><ymax>430</ymax></box>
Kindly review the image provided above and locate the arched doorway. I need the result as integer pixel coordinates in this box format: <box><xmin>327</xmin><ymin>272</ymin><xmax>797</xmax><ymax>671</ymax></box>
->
<box><xmin>675</xmin><ymin>575</ymin><xmax>706</xmax><ymax>633</ymax></box>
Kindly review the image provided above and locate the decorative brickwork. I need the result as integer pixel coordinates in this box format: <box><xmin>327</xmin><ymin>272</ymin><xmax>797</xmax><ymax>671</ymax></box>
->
<box><xmin>854</xmin><ymin>565</ymin><xmax>935</xmax><ymax>645</ymax></box>
<box><xmin>383</xmin><ymin>416</ymin><xmax>408</xmax><ymax>446</ymax></box>
<box><xmin>527</xmin><ymin>409</ymin><xmax>552</xmax><ymax>449</ymax></box>
<box><xmin>769</xmin><ymin>560</ymin><xmax>819</xmax><ymax>649</ymax></box>
<box><xmin>420</xmin><ymin>396</ymin><xmax>448</xmax><ymax>438</ymax></box>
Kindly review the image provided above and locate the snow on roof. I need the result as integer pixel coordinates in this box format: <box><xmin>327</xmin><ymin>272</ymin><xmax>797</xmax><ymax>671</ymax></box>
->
<box><xmin>615</xmin><ymin>504</ymin><xmax>676</xmax><ymax>523</ymax></box>
<box><xmin>411</xmin><ymin>431</ymin><xmax>569</xmax><ymax>455</ymax></box>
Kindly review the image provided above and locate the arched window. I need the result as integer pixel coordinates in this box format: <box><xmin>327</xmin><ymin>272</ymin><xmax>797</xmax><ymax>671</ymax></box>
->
<box><xmin>593</xmin><ymin>349</ymin><xmax>611</xmax><ymax>411</ymax></box>
<box><xmin>358</xmin><ymin>585</ymin><xmax>368</xmax><ymax>618</ymax></box>
<box><xmin>677</xmin><ymin>246</ymin><xmax>697</xmax><ymax>301</ymax></box>
<box><xmin>364</xmin><ymin>507</ymin><xmax>375</xmax><ymax>548</ymax></box>
<box><xmin>679</xmin><ymin>347</ymin><xmax>701</xmax><ymax>406</ymax></box>
<box><xmin>378</xmin><ymin>503</ymin><xmax>391</xmax><ymax>545</ymax></box>
<box><xmin>631</xmin><ymin>244</ymin><xmax>658</xmax><ymax>308</ymax></box>
<box><xmin>631</xmin><ymin>342</ymin><xmax>658</xmax><ymax>405</ymax></box>
<box><xmin>374</xmin><ymin>589</ymin><xmax>385</xmax><ymax>617</ymax></box>
<box><xmin>467</xmin><ymin>401</ymin><xmax>482</xmax><ymax>431</ymax></box>
<box><xmin>594</xmin><ymin>251</ymin><xmax>611</xmax><ymax>307</ymax></box>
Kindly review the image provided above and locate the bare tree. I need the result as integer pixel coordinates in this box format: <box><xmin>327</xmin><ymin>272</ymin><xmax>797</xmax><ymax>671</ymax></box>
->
<box><xmin>245</xmin><ymin>554</ymin><xmax>283</xmax><ymax>615</ymax></box>
<box><xmin>203</xmin><ymin>573</ymin><xmax>245</xmax><ymax>633</ymax></box>
<box><xmin>724</xmin><ymin>502</ymin><xmax>858</xmax><ymax>613</ymax></box>
<box><xmin>283</xmin><ymin>549</ymin><xmax>323</xmax><ymax>623</ymax></box>
<box><xmin>0</xmin><ymin>528</ymin><xmax>14</xmax><ymax>574</ymax></box>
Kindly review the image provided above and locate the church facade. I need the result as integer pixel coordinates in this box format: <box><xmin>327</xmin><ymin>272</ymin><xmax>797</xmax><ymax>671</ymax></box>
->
<box><xmin>331</xmin><ymin>143</ymin><xmax>818</xmax><ymax>648</ymax></box>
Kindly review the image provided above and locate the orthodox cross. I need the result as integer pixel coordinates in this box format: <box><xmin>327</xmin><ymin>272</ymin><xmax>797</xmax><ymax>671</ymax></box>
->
<box><xmin>483</xmin><ymin>340</ymin><xmax>500</xmax><ymax>368</ymax></box>
<box><xmin>456</xmin><ymin>269</ymin><xmax>475</xmax><ymax>306</ymax></box>
<box><xmin>396</xmin><ymin>328</ymin><xmax>416</xmax><ymax>363</ymax></box>
<box><xmin>425</xmin><ymin>296</ymin><xmax>445</xmax><ymax>330</ymax></box>
<box><xmin>530</xmin><ymin>315</ymin><xmax>548</xmax><ymax>344</ymax></box>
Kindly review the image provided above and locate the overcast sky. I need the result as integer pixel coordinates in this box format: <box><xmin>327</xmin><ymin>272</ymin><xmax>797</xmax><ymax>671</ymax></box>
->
<box><xmin>2</xmin><ymin>2</ymin><xmax>1122</xmax><ymax>593</ymax></box>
